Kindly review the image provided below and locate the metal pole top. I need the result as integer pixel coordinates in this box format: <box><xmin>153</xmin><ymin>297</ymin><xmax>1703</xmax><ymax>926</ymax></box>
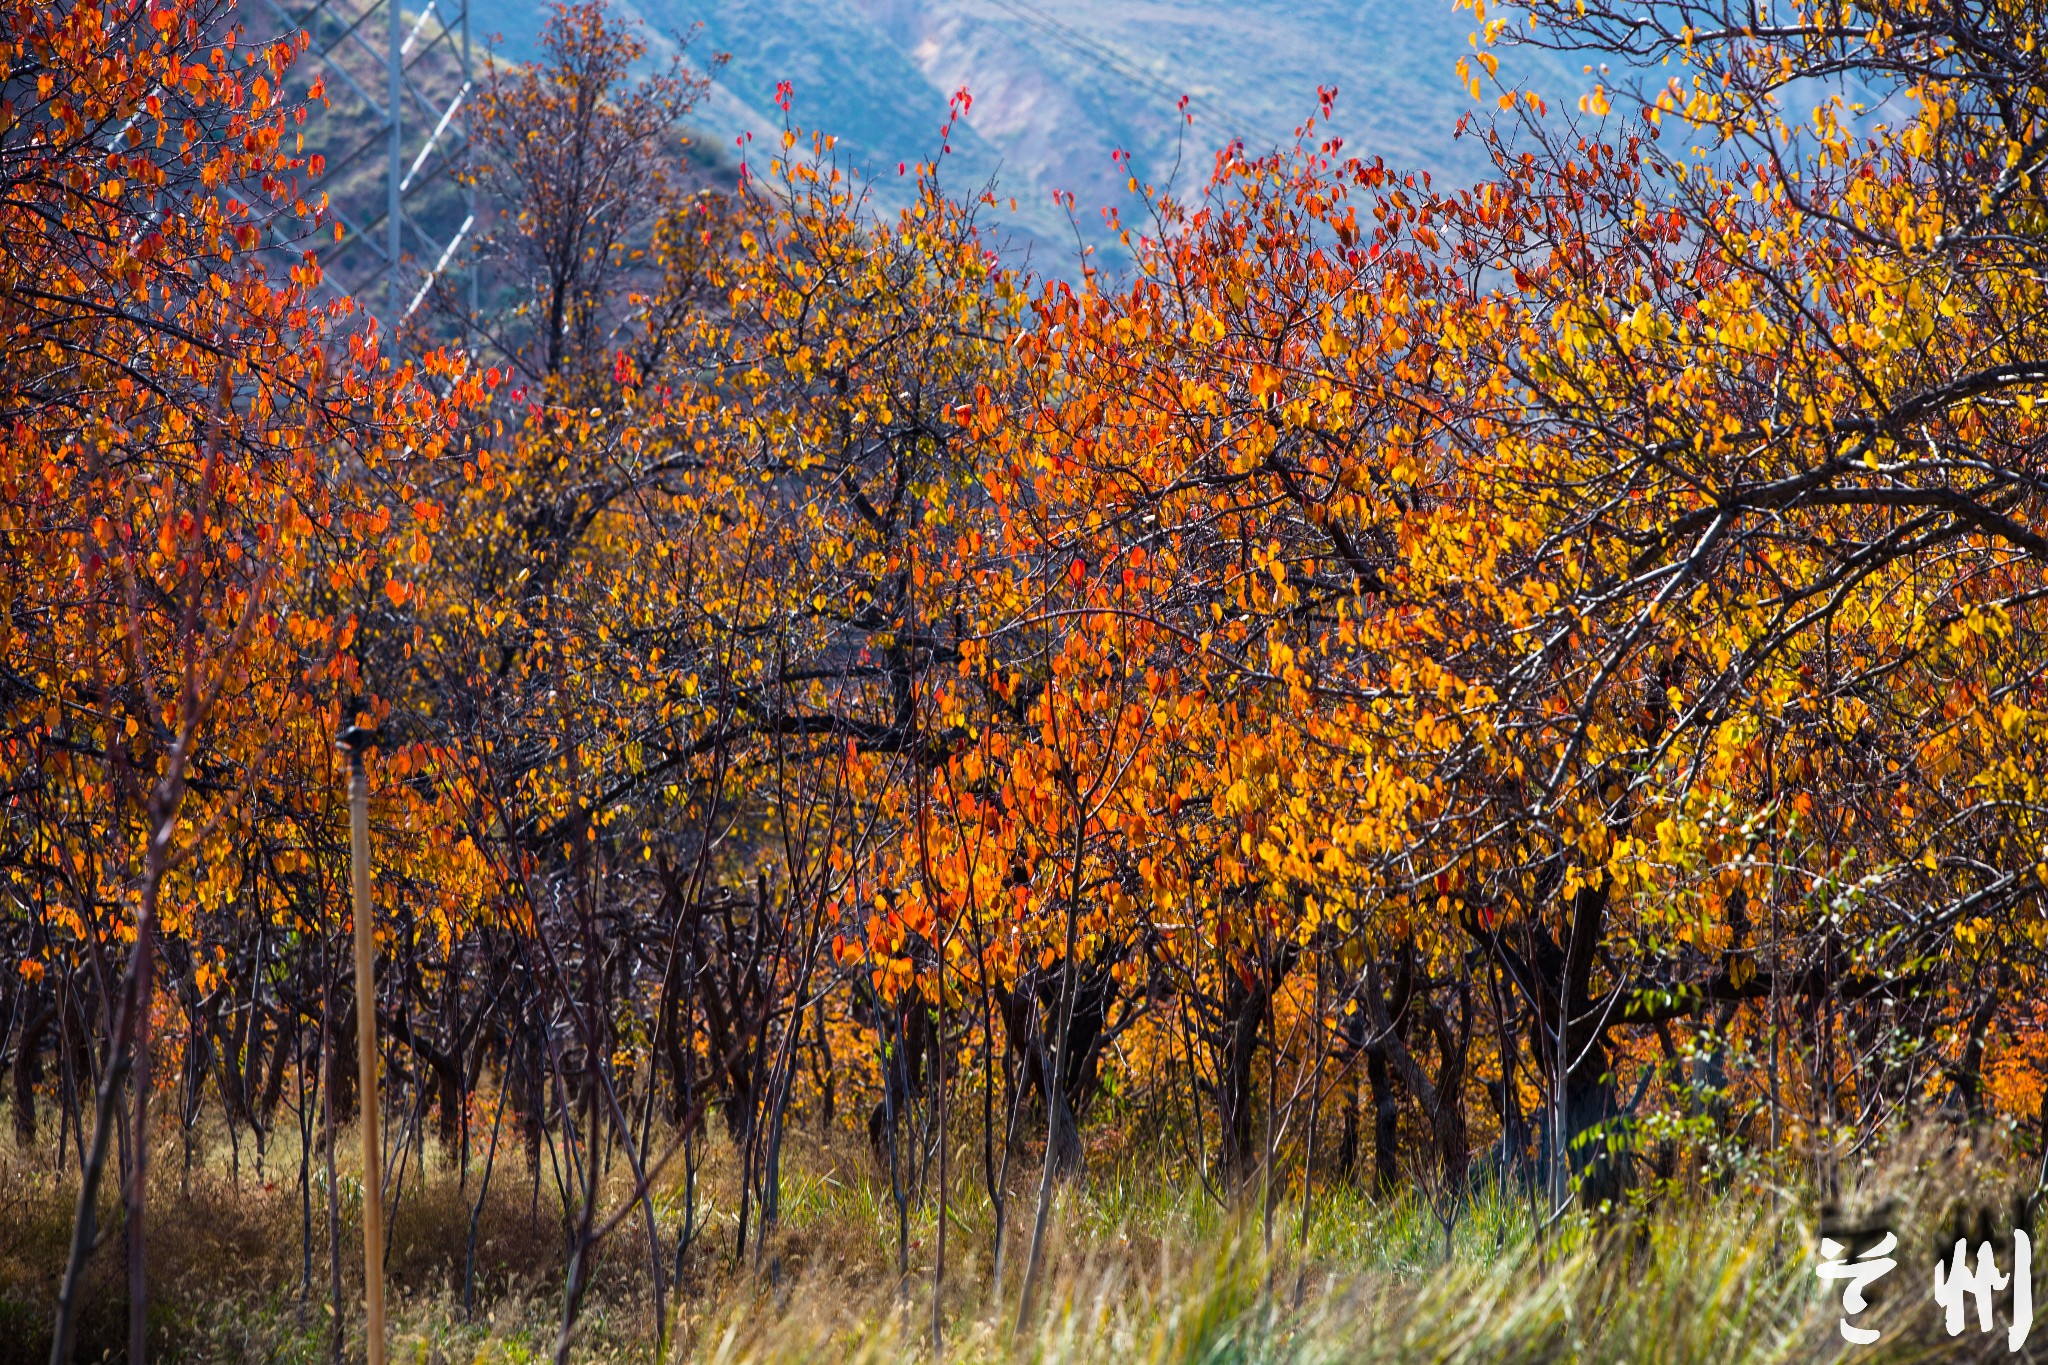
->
<box><xmin>336</xmin><ymin>724</ymin><xmax>380</xmax><ymax>767</ymax></box>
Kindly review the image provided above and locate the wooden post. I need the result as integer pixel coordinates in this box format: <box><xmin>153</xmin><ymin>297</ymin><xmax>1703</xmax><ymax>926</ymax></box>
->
<box><xmin>340</xmin><ymin>727</ymin><xmax>386</xmax><ymax>1365</ymax></box>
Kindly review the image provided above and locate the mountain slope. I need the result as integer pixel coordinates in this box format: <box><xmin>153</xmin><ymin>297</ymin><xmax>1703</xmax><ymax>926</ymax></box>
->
<box><xmin>471</xmin><ymin>0</ymin><xmax>1594</xmax><ymax>261</ymax></box>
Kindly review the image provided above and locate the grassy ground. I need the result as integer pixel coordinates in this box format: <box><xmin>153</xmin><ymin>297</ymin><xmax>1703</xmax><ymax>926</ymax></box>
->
<box><xmin>0</xmin><ymin>1121</ymin><xmax>2026</xmax><ymax>1363</ymax></box>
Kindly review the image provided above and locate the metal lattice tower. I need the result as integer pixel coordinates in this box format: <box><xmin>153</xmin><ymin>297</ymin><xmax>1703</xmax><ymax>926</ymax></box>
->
<box><xmin>258</xmin><ymin>0</ymin><xmax>480</xmax><ymax>338</ymax></box>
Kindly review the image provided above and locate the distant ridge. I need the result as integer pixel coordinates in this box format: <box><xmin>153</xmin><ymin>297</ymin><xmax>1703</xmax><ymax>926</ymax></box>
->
<box><xmin>467</xmin><ymin>0</ymin><xmax>1597</xmax><ymax>263</ymax></box>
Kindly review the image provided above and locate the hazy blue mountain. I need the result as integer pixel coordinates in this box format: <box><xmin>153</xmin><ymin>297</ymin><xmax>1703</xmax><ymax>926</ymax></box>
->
<box><xmin>468</xmin><ymin>0</ymin><xmax>1603</xmax><ymax>262</ymax></box>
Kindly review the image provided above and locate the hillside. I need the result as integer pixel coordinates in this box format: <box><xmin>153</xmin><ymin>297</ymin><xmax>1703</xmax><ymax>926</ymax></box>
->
<box><xmin>469</xmin><ymin>0</ymin><xmax>1595</xmax><ymax>262</ymax></box>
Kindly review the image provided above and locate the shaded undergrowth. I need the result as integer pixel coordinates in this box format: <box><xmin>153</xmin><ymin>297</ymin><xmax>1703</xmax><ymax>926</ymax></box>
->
<box><xmin>0</xmin><ymin>1123</ymin><xmax>2025</xmax><ymax>1363</ymax></box>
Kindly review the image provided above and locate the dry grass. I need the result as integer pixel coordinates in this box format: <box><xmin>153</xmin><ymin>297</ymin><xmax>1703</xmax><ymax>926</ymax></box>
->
<box><xmin>0</xmin><ymin>1120</ymin><xmax>2030</xmax><ymax>1363</ymax></box>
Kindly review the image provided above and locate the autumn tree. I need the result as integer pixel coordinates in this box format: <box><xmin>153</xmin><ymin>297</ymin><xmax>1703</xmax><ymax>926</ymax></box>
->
<box><xmin>0</xmin><ymin>0</ymin><xmax>483</xmax><ymax>1358</ymax></box>
<box><xmin>17</xmin><ymin>0</ymin><xmax>2048</xmax><ymax>1353</ymax></box>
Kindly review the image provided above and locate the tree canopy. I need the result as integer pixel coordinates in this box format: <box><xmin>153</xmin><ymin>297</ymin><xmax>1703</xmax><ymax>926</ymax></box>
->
<box><xmin>7</xmin><ymin>0</ymin><xmax>2048</xmax><ymax>1353</ymax></box>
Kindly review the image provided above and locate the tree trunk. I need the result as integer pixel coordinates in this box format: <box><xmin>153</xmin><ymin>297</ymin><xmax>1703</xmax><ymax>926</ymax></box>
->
<box><xmin>1218</xmin><ymin>973</ymin><xmax>1266</xmax><ymax>1188</ymax></box>
<box><xmin>11</xmin><ymin>993</ymin><xmax>52</xmax><ymax>1149</ymax></box>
